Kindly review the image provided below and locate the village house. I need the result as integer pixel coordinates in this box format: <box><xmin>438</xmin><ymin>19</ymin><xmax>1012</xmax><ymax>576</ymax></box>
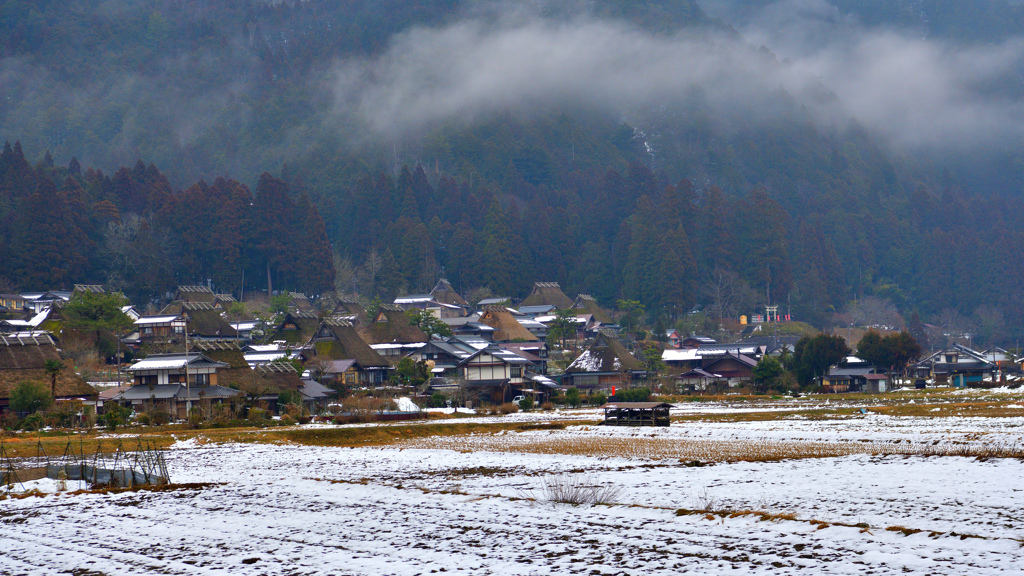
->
<box><xmin>458</xmin><ymin>345</ymin><xmax>535</xmax><ymax>405</ymax></box>
<box><xmin>429</xmin><ymin>278</ymin><xmax>470</xmax><ymax>309</ymax></box>
<box><xmin>191</xmin><ymin>340</ymin><xmax>328</xmax><ymax>413</ymax></box>
<box><xmin>0</xmin><ymin>293</ymin><xmax>29</xmax><ymax>313</ymax></box>
<box><xmin>662</xmin><ymin>343</ymin><xmax>764</xmax><ymax>371</ymax></box>
<box><xmin>478</xmin><ymin>306</ymin><xmax>538</xmax><ymax>342</ymax></box>
<box><xmin>403</xmin><ymin>340</ymin><xmax>474</xmax><ymax>377</ymax></box>
<box><xmin>0</xmin><ymin>332</ymin><xmax>97</xmax><ymax>414</ymax></box>
<box><xmin>359</xmin><ymin>304</ymin><xmax>428</xmax><ymax>346</ymax></box>
<box><xmin>131</xmin><ymin>314</ymin><xmax>185</xmax><ymax>342</ymax></box>
<box><xmin>570</xmin><ymin>294</ymin><xmax>614</xmax><ymax>325</ymax></box>
<box><xmin>268</xmin><ymin>311</ymin><xmax>321</xmax><ymax>346</ymax></box>
<box><xmin>121</xmin><ymin>352</ymin><xmax>240</xmax><ymax>418</ymax></box>
<box><xmin>161</xmin><ymin>302</ymin><xmax>242</xmax><ymax>340</ymax></box>
<box><xmin>913</xmin><ymin>343</ymin><xmax>998</xmax><ymax>386</ymax></box>
<box><xmin>21</xmin><ymin>290</ymin><xmax>71</xmax><ymax>313</ymax></box>
<box><xmin>393</xmin><ymin>294</ymin><xmax>466</xmax><ymax>318</ymax></box>
<box><xmin>307</xmin><ymin>319</ymin><xmax>392</xmax><ymax>385</ymax></box>
<box><xmin>519</xmin><ymin>282</ymin><xmax>575</xmax><ymax>310</ymax></box>
<box><xmin>697</xmin><ymin>353</ymin><xmax>758</xmax><ymax>388</ymax></box>
<box><xmin>561</xmin><ymin>330</ymin><xmax>646</xmax><ymax>393</ymax></box>
<box><xmin>174</xmin><ymin>285</ymin><xmax>216</xmax><ymax>304</ymax></box>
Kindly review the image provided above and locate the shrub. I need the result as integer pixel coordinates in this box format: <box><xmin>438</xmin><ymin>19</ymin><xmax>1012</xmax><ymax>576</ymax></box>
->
<box><xmin>518</xmin><ymin>396</ymin><xmax>534</xmax><ymax>411</ymax></box>
<box><xmin>10</xmin><ymin>381</ymin><xmax>53</xmax><ymax>414</ymax></box>
<box><xmin>0</xmin><ymin>412</ymin><xmax>19</xmax><ymax>430</ymax></box>
<box><xmin>540</xmin><ymin>401</ymin><xmax>555</xmax><ymax>411</ymax></box>
<box><xmin>101</xmin><ymin>403</ymin><xmax>132</xmax><ymax>431</ymax></box>
<box><xmin>533</xmin><ymin>473</ymin><xmax>622</xmax><ymax>506</ymax></box>
<box><xmin>499</xmin><ymin>402</ymin><xmax>520</xmax><ymax>415</ymax></box>
<box><xmin>44</xmin><ymin>400</ymin><xmax>83</xmax><ymax>428</ymax></box>
<box><xmin>565</xmin><ymin>387</ymin><xmax>582</xmax><ymax>408</ymax></box>
<box><xmin>150</xmin><ymin>411</ymin><xmax>173</xmax><ymax>426</ymax></box>
<box><xmin>589</xmin><ymin>392</ymin><xmax>607</xmax><ymax>406</ymax></box>
<box><xmin>20</xmin><ymin>413</ymin><xmax>45</xmax><ymax>431</ymax></box>
<box><xmin>136</xmin><ymin>412</ymin><xmax>152</xmax><ymax>426</ymax></box>
<box><xmin>428</xmin><ymin>392</ymin><xmax>448</xmax><ymax>408</ymax></box>
<box><xmin>613</xmin><ymin>387</ymin><xmax>652</xmax><ymax>403</ymax></box>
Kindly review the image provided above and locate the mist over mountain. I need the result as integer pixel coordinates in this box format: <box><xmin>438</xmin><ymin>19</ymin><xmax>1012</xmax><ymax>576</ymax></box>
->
<box><xmin>3</xmin><ymin>0</ymin><xmax>1024</xmax><ymax>343</ymax></box>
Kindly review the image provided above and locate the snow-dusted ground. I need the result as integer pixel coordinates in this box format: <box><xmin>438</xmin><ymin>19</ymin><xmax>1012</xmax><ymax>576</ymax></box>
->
<box><xmin>3</xmin><ymin>416</ymin><xmax>1024</xmax><ymax>575</ymax></box>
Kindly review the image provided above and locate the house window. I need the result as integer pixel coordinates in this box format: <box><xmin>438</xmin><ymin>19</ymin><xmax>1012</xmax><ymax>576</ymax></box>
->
<box><xmin>174</xmin><ymin>326</ymin><xmax>183</xmax><ymax>334</ymax></box>
<box><xmin>139</xmin><ymin>375</ymin><xmax>157</xmax><ymax>386</ymax></box>
<box><xmin>192</xmin><ymin>373</ymin><xmax>210</xmax><ymax>386</ymax></box>
<box><xmin>510</xmin><ymin>367</ymin><xmax>522</xmax><ymax>378</ymax></box>
<box><xmin>143</xmin><ymin>327</ymin><xmax>153</xmax><ymax>335</ymax></box>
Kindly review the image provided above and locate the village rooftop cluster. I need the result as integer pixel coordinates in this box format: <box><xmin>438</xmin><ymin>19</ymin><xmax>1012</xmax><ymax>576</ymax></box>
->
<box><xmin>0</xmin><ymin>280</ymin><xmax>1018</xmax><ymax>427</ymax></box>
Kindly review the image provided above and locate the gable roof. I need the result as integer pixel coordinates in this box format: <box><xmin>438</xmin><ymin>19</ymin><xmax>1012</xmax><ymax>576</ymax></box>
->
<box><xmin>519</xmin><ymin>282</ymin><xmax>574</xmax><ymax>309</ymax></box>
<box><xmin>73</xmin><ymin>284</ymin><xmax>105</xmax><ymax>294</ymax></box>
<box><xmin>702</xmin><ymin>353</ymin><xmax>759</xmax><ymax>370</ymax></box>
<box><xmin>360</xmin><ymin>306</ymin><xmax>428</xmax><ymax>345</ymax></box>
<box><xmin>175</xmin><ymin>285</ymin><xmax>215</xmax><ymax>303</ymax></box>
<box><xmin>478</xmin><ymin>307</ymin><xmax>538</xmax><ymax>342</ymax></box>
<box><xmin>431</xmin><ymin>278</ymin><xmax>469</xmax><ymax>307</ymax></box>
<box><xmin>571</xmin><ymin>294</ymin><xmax>613</xmax><ymax>324</ymax></box>
<box><xmin>331</xmin><ymin>297</ymin><xmax>368</xmax><ymax>326</ymax></box>
<box><xmin>565</xmin><ymin>330</ymin><xmax>643</xmax><ymax>373</ymax></box>
<box><xmin>194</xmin><ymin>342</ymin><xmax>304</xmax><ymax>394</ymax></box>
<box><xmin>312</xmin><ymin>319</ymin><xmax>390</xmax><ymax>368</ymax></box>
<box><xmin>460</xmin><ymin>346</ymin><xmax>533</xmax><ymax>367</ymax></box>
<box><xmin>270</xmin><ymin>312</ymin><xmax>321</xmax><ymax>345</ymax></box>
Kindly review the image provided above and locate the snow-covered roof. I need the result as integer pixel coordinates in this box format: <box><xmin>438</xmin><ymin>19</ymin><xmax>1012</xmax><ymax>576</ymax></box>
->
<box><xmin>127</xmin><ymin>354</ymin><xmax>227</xmax><ymax>371</ymax></box>
<box><xmin>246</xmin><ymin>344</ymin><xmax>282</xmax><ymax>352</ymax></box>
<box><xmin>370</xmin><ymin>342</ymin><xmax>427</xmax><ymax>350</ymax></box>
<box><xmin>662</xmin><ymin>349</ymin><xmax>700</xmax><ymax>362</ymax></box>
<box><xmin>394</xmin><ymin>295</ymin><xmax>433</xmax><ymax>304</ymax></box>
<box><xmin>134</xmin><ymin>315</ymin><xmax>182</xmax><ymax>325</ymax></box>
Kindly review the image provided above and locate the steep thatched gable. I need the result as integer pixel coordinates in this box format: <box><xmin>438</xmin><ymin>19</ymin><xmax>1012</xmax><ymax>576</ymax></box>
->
<box><xmin>572</xmin><ymin>294</ymin><xmax>613</xmax><ymax>324</ymax></box>
<box><xmin>520</xmin><ymin>282</ymin><xmax>574</xmax><ymax>310</ymax></box>
<box><xmin>360</xmin><ymin>305</ymin><xmax>428</xmax><ymax>345</ymax></box>
<box><xmin>175</xmin><ymin>285</ymin><xmax>216</xmax><ymax>303</ymax></box>
<box><xmin>270</xmin><ymin>312</ymin><xmax>321</xmax><ymax>345</ymax></box>
<box><xmin>566</xmin><ymin>330</ymin><xmax>643</xmax><ymax>374</ymax></box>
<box><xmin>194</xmin><ymin>341</ymin><xmax>303</xmax><ymax>396</ymax></box>
<box><xmin>431</xmin><ymin>279</ymin><xmax>469</xmax><ymax>307</ymax></box>
<box><xmin>479</xmin><ymin>307</ymin><xmax>538</xmax><ymax>342</ymax></box>
<box><xmin>0</xmin><ymin>334</ymin><xmax>96</xmax><ymax>404</ymax></box>
<box><xmin>312</xmin><ymin>319</ymin><xmax>390</xmax><ymax>368</ymax></box>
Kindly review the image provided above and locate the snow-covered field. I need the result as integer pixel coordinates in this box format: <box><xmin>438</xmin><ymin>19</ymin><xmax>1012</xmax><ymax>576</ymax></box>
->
<box><xmin>3</xmin><ymin>414</ymin><xmax>1024</xmax><ymax>575</ymax></box>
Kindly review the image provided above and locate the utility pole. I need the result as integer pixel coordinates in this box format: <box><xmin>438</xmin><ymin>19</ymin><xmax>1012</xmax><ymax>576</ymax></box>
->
<box><xmin>184</xmin><ymin>316</ymin><xmax>191</xmax><ymax>420</ymax></box>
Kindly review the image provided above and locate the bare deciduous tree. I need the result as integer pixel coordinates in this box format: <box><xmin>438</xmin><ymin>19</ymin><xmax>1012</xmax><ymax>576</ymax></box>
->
<box><xmin>701</xmin><ymin>268</ymin><xmax>755</xmax><ymax>326</ymax></box>
<box><xmin>845</xmin><ymin>297</ymin><xmax>904</xmax><ymax>330</ymax></box>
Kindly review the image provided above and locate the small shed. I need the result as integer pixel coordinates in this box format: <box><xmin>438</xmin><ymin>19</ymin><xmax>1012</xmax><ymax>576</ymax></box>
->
<box><xmin>601</xmin><ymin>402</ymin><xmax>672</xmax><ymax>427</ymax></box>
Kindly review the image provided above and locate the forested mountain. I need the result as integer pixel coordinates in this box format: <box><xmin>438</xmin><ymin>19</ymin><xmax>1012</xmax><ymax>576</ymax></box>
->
<box><xmin>3</xmin><ymin>0</ymin><xmax>1024</xmax><ymax>343</ymax></box>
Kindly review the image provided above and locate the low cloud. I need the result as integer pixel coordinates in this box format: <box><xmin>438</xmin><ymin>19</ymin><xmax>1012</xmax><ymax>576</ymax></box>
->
<box><xmin>328</xmin><ymin>7</ymin><xmax>1024</xmax><ymax>153</ymax></box>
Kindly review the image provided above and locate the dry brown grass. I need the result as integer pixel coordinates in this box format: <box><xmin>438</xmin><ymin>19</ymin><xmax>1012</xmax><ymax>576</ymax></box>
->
<box><xmin>398</xmin><ymin>432</ymin><xmax>1024</xmax><ymax>462</ymax></box>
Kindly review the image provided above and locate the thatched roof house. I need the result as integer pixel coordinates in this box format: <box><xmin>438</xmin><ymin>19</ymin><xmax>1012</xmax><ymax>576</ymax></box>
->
<box><xmin>572</xmin><ymin>294</ymin><xmax>613</xmax><ymax>324</ymax></box>
<box><xmin>479</xmin><ymin>307</ymin><xmax>538</xmax><ymax>342</ymax></box>
<box><xmin>269</xmin><ymin>312</ymin><xmax>321</xmax><ymax>345</ymax></box>
<box><xmin>160</xmin><ymin>302</ymin><xmax>239</xmax><ymax>339</ymax></box>
<box><xmin>0</xmin><ymin>332</ymin><xmax>96</xmax><ymax>411</ymax></box>
<box><xmin>309</xmin><ymin>319</ymin><xmax>391</xmax><ymax>385</ymax></box>
<box><xmin>563</xmin><ymin>330</ymin><xmax>645</xmax><ymax>391</ymax></box>
<box><xmin>431</xmin><ymin>279</ymin><xmax>469</xmax><ymax>308</ymax></box>
<box><xmin>175</xmin><ymin>285</ymin><xmax>216</xmax><ymax>304</ymax></box>
<box><xmin>520</xmin><ymin>282</ymin><xmax>574</xmax><ymax>310</ymax></box>
<box><xmin>359</xmin><ymin>304</ymin><xmax>428</xmax><ymax>345</ymax></box>
<box><xmin>331</xmin><ymin>296</ymin><xmax>368</xmax><ymax>326</ymax></box>
<box><xmin>192</xmin><ymin>340</ymin><xmax>304</xmax><ymax>398</ymax></box>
